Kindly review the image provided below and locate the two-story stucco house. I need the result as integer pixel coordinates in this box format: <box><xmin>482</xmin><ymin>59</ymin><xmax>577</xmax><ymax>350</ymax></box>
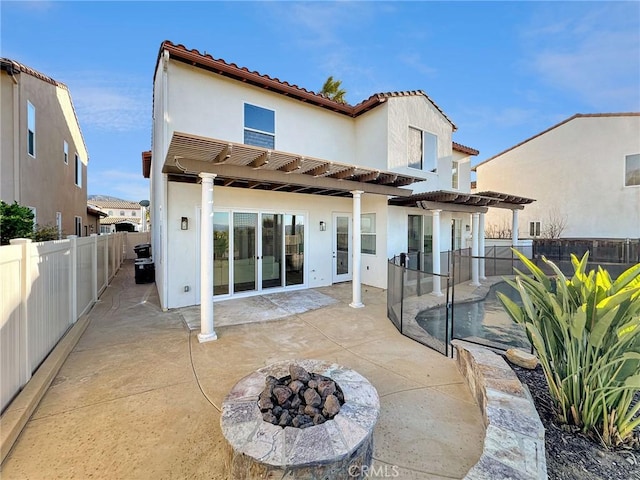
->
<box><xmin>474</xmin><ymin>113</ymin><xmax>640</xmax><ymax>240</ymax></box>
<box><xmin>90</xmin><ymin>199</ymin><xmax>146</xmax><ymax>233</ymax></box>
<box><xmin>1</xmin><ymin>58</ymin><xmax>89</xmax><ymax>238</ymax></box>
<box><xmin>146</xmin><ymin>41</ymin><xmax>530</xmax><ymax>341</ymax></box>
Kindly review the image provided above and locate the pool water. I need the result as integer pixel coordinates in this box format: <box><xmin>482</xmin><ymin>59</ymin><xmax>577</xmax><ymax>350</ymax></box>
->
<box><xmin>416</xmin><ymin>281</ymin><xmax>531</xmax><ymax>350</ymax></box>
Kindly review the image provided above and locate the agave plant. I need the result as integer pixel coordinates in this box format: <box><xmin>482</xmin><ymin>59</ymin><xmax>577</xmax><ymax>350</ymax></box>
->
<box><xmin>498</xmin><ymin>250</ymin><xmax>640</xmax><ymax>447</ymax></box>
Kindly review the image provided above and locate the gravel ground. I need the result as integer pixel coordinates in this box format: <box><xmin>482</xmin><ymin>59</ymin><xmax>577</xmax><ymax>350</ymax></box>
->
<box><xmin>509</xmin><ymin>362</ymin><xmax>640</xmax><ymax>480</ymax></box>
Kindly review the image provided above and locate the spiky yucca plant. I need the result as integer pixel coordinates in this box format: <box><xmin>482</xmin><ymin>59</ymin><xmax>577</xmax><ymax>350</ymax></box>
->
<box><xmin>498</xmin><ymin>250</ymin><xmax>640</xmax><ymax>447</ymax></box>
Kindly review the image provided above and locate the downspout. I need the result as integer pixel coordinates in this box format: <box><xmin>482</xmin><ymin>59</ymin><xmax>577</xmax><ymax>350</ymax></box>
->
<box><xmin>161</xmin><ymin>49</ymin><xmax>170</xmax><ymax>310</ymax></box>
<box><xmin>10</xmin><ymin>66</ymin><xmax>20</xmax><ymax>203</ymax></box>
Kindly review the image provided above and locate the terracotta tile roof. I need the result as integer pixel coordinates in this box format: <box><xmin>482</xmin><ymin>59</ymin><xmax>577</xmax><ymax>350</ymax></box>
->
<box><xmin>157</xmin><ymin>41</ymin><xmax>456</xmax><ymax>129</ymax></box>
<box><xmin>1</xmin><ymin>58</ymin><xmax>67</xmax><ymax>89</ymax></box>
<box><xmin>91</xmin><ymin>200</ymin><xmax>142</xmax><ymax>209</ymax></box>
<box><xmin>452</xmin><ymin>142</ymin><xmax>479</xmax><ymax>156</ymax></box>
<box><xmin>473</xmin><ymin>112</ymin><xmax>640</xmax><ymax>170</ymax></box>
<box><xmin>100</xmin><ymin>217</ymin><xmax>141</xmax><ymax>225</ymax></box>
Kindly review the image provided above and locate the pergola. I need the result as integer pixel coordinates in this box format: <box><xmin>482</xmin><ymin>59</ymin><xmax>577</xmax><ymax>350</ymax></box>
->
<box><xmin>389</xmin><ymin>190</ymin><xmax>535</xmax><ymax>292</ymax></box>
<box><xmin>160</xmin><ymin>132</ymin><xmax>420</xmax><ymax>342</ymax></box>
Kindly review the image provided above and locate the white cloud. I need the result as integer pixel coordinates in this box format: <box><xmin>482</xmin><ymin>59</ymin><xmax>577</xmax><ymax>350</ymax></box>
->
<box><xmin>64</xmin><ymin>72</ymin><xmax>150</xmax><ymax>132</ymax></box>
<box><xmin>522</xmin><ymin>4</ymin><xmax>640</xmax><ymax>110</ymax></box>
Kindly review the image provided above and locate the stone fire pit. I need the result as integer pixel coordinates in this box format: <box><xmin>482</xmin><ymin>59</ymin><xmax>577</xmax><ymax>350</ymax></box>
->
<box><xmin>221</xmin><ymin>359</ymin><xmax>380</xmax><ymax>479</ymax></box>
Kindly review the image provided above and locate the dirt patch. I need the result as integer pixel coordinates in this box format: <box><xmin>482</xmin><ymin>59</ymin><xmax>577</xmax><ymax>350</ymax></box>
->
<box><xmin>510</xmin><ymin>362</ymin><xmax>640</xmax><ymax>480</ymax></box>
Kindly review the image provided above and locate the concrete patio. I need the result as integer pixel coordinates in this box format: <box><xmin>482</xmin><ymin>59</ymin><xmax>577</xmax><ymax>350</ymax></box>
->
<box><xmin>1</xmin><ymin>262</ymin><xmax>485</xmax><ymax>479</ymax></box>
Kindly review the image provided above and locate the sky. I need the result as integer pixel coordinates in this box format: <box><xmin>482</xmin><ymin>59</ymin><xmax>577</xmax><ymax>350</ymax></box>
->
<box><xmin>2</xmin><ymin>1</ymin><xmax>639</xmax><ymax>201</ymax></box>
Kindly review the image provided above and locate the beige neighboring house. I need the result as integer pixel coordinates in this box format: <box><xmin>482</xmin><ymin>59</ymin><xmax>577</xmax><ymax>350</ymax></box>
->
<box><xmin>0</xmin><ymin>58</ymin><xmax>89</xmax><ymax>238</ymax></box>
<box><xmin>90</xmin><ymin>200</ymin><xmax>146</xmax><ymax>233</ymax></box>
<box><xmin>474</xmin><ymin>113</ymin><xmax>640</xmax><ymax>239</ymax></box>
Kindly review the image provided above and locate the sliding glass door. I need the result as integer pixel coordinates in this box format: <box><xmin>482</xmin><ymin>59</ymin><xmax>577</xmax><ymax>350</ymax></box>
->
<box><xmin>233</xmin><ymin>212</ymin><xmax>258</xmax><ymax>292</ymax></box>
<box><xmin>261</xmin><ymin>213</ymin><xmax>283</xmax><ymax>289</ymax></box>
<box><xmin>213</xmin><ymin>210</ymin><xmax>304</xmax><ymax>296</ymax></box>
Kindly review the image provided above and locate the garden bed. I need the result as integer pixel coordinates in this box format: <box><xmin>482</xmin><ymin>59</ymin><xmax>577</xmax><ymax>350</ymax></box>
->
<box><xmin>511</xmin><ymin>363</ymin><xmax>640</xmax><ymax>480</ymax></box>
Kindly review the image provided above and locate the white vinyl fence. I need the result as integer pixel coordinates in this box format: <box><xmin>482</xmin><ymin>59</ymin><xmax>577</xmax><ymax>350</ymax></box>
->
<box><xmin>0</xmin><ymin>233</ymin><xmax>126</xmax><ymax>413</ymax></box>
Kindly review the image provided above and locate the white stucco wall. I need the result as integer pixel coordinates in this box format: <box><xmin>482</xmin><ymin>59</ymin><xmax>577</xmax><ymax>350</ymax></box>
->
<box><xmin>386</xmin><ymin>95</ymin><xmax>453</xmax><ymax>193</ymax></box>
<box><xmin>476</xmin><ymin>115</ymin><xmax>640</xmax><ymax>239</ymax></box>
<box><xmin>166</xmin><ymin>62</ymin><xmax>357</xmax><ymax>165</ymax></box>
<box><xmin>163</xmin><ymin>182</ymin><xmax>395</xmax><ymax>308</ymax></box>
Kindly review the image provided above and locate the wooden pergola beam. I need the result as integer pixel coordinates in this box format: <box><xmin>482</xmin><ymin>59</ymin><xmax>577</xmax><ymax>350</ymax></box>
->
<box><xmin>249</xmin><ymin>151</ymin><xmax>270</xmax><ymax>169</ymax></box>
<box><xmin>212</xmin><ymin>144</ymin><xmax>233</xmax><ymax>164</ymax></box>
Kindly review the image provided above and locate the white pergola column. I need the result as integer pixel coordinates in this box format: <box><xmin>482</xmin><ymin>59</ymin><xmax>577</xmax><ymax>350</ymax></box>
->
<box><xmin>479</xmin><ymin>212</ymin><xmax>486</xmax><ymax>279</ymax></box>
<box><xmin>471</xmin><ymin>212</ymin><xmax>481</xmax><ymax>286</ymax></box>
<box><xmin>350</xmin><ymin>190</ymin><xmax>364</xmax><ymax>308</ymax></box>
<box><xmin>512</xmin><ymin>209</ymin><xmax>519</xmax><ymax>248</ymax></box>
<box><xmin>198</xmin><ymin>173</ymin><xmax>218</xmax><ymax>343</ymax></box>
<box><xmin>431</xmin><ymin>209</ymin><xmax>443</xmax><ymax>296</ymax></box>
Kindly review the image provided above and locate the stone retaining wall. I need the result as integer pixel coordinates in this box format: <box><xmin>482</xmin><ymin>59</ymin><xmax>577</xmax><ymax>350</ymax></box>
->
<box><xmin>452</xmin><ymin>340</ymin><xmax>547</xmax><ymax>480</ymax></box>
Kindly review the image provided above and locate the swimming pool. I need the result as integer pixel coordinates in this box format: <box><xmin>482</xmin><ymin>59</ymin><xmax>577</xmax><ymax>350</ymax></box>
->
<box><xmin>415</xmin><ymin>281</ymin><xmax>531</xmax><ymax>351</ymax></box>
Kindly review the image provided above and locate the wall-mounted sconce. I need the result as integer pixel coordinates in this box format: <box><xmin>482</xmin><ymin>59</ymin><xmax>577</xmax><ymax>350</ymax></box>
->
<box><xmin>319</xmin><ymin>221</ymin><xmax>326</xmax><ymax>231</ymax></box>
<box><xmin>181</xmin><ymin>217</ymin><xmax>189</xmax><ymax>230</ymax></box>
<box><xmin>465</xmin><ymin>224</ymin><xmax>471</xmax><ymax>232</ymax></box>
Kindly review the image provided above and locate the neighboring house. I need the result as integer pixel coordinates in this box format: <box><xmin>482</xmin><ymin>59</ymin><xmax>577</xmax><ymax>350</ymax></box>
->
<box><xmin>90</xmin><ymin>199</ymin><xmax>146</xmax><ymax>233</ymax></box>
<box><xmin>0</xmin><ymin>58</ymin><xmax>89</xmax><ymax>238</ymax></box>
<box><xmin>146</xmin><ymin>41</ymin><xmax>530</xmax><ymax>340</ymax></box>
<box><xmin>474</xmin><ymin>113</ymin><xmax>640</xmax><ymax>240</ymax></box>
<box><xmin>86</xmin><ymin>203</ymin><xmax>108</xmax><ymax>236</ymax></box>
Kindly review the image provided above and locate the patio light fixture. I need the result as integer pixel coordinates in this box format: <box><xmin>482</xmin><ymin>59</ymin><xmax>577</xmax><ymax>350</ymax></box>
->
<box><xmin>181</xmin><ymin>217</ymin><xmax>189</xmax><ymax>230</ymax></box>
<box><xmin>319</xmin><ymin>221</ymin><xmax>326</xmax><ymax>231</ymax></box>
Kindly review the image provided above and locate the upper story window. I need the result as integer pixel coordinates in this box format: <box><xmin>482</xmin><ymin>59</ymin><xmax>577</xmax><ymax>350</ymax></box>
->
<box><xmin>27</xmin><ymin>101</ymin><xmax>36</xmax><ymax>157</ymax></box>
<box><xmin>64</xmin><ymin>141</ymin><xmax>68</xmax><ymax>164</ymax></box>
<box><xmin>244</xmin><ymin>103</ymin><xmax>275</xmax><ymax>149</ymax></box>
<box><xmin>108</xmin><ymin>210</ymin><xmax>113</xmax><ymax>215</ymax></box>
<box><xmin>75</xmin><ymin>154</ymin><xmax>82</xmax><ymax>187</ymax></box>
<box><xmin>120</xmin><ymin>211</ymin><xmax>125</xmax><ymax>216</ymax></box>
<box><xmin>408</xmin><ymin>127</ymin><xmax>437</xmax><ymax>172</ymax></box>
<box><xmin>131</xmin><ymin>211</ymin><xmax>137</xmax><ymax>216</ymax></box>
<box><xmin>625</xmin><ymin>154</ymin><xmax>640</xmax><ymax>186</ymax></box>
<box><xmin>451</xmin><ymin>160</ymin><xmax>459</xmax><ymax>189</ymax></box>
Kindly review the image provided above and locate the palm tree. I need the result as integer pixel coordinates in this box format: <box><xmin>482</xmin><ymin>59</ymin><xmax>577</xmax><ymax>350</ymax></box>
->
<box><xmin>320</xmin><ymin>76</ymin><xmax>347</xmax><ymax>104</ymax></box>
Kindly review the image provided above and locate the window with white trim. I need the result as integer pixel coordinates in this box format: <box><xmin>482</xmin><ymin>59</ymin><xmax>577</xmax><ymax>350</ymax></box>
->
<box><xmin>625</xmin><ymin>154</ymin><xmax>640</xmax><ymax>186</ymax></box>
<box><xmin>529</xmin><ymin>221</ymin><xmax>541</xmax><ymax>237</ymax></box>
<box><xmin>75</xmin><ymin>216</ymin><xmax>82</xmax><ymax>236</ymax></box>
<box><xmin>244</xmin><ymin>103</ymin><xmax>275</xmax><ymax>148</ymax></box>
<box><xmin>27</xmin><ymin>101</ymin><xmax>36</xmax><ymax>157</ymax></box>
<box><xmin>361</xmin><ymin>213</ymin><xmax>376</xmax><ymax>255</ymax></box>
<box><xmin>75</xmin><ymin>154</ymin><xmax>82</xmax><ymax>187</ymax></box>
<box><xmin>408</xmin><ymin>127</ymin><xmax>437</xmax><ymax>172</ymax></box>
<box><xmin>64</xmin><ymin>141</ymin><xmax>68</xmax><ymax>164</ymax></box>
<box><xmin>452</xmin><ymin>160</ymin><xmax>459</xmax><ymax>189</ymax></box>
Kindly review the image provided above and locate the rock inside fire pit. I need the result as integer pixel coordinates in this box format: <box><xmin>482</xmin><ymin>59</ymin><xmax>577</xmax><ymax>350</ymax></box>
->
<box><xmin>259</xmin><ymin>364</ymin><xmax>344</xmax><ymax>428</ymax></box>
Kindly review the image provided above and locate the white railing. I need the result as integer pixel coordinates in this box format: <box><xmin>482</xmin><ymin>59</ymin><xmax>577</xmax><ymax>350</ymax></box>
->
<box><xmin>0</xmin><ymin>233</ymin><xmax>126</xmax><ymax>413</ymax></box>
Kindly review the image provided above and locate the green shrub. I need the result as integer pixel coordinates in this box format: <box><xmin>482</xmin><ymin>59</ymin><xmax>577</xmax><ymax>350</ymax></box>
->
<box><xmin>498</xmin><ymin>250</ymin><xmax>640</xmax><ymax>447</ymax></box>
<box><xmin>0</xmin><ymin>201</ymin><xmax>34</xmax><ymax>245</ymax></box>
<box><xmin>33</xmin><ymin>224</ymin><xmax>61</xmax><ymax>242</ymax></box>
